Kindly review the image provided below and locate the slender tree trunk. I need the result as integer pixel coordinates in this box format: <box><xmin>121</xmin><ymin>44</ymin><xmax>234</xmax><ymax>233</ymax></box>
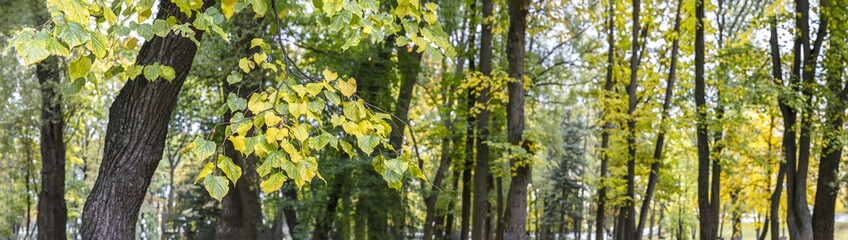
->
<box><xmin>623</xmin><ymin>0</ymin><xmax>641</xmax><ymax>236</ymax></box>
<box><xmin>461</xmin><ymin>90</ymin><xmax>476</xmax><ymax>240</ymax></box>
<box><xmin>36</xmin><ymin>55</ymin><xmax>68</xmax><ymax>240</ymax></box>
<box><xmin>731</xmin><ymin>190</ymin><xmax>741</xmax><ymax>240</ymax></box>
<box><xmin>649</xmin><ymin>201</ymin><xmax>656</xmax><ymax>240</ymax></box>
<box><xmin>596</xmin><ymin>1</ymin><xmax>615</xmax><ymax>239</ymax></box>
<box><xmin>503</xmin><ymin>0</ymin><xmax>530</xmax><ymax>239</ymax></box>
<box><xmin>495</xmin><ymin>176</ymin><xmax>505</xmax><ymax>240</ymax></box>
<box><xmin>694</xmin><ymin>0</ymin><xmax>716</xmax><ymax>238</ymax></box>
<box><xmin>635</xmin><ymin>1</ymin><xmax>681</xmax><ymax>238</ymax></box>
<box><xmin>80</xmin><ymin>0</ymin><xmax>213</xmax><ymax>238</ymax></box>
<box><xmin>446</xmin><ymin>167</ymin><xmax>461</xmax><ymax>239</ymax></box>
<box><xmin>472</xmin><ymin>0</ymin><xmax>493</xmax><ymax>238</ymax></box>
<box><xmin>31</xmin><ymin>0</ymin><xmax>68</xmax><ymax>237</ymax></box>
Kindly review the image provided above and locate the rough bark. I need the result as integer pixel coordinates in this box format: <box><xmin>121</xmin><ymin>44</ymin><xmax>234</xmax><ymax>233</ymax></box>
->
<box><xmin>694</xmin><ymin>0</ymin><xmax>716</xmax><ymax>238</ymax></box>
<box><xmin>461</xmin><ymin>92</ymin><xmax>475</xmax><ymax>240</ymax></box>
<box><xmin>623</xmin><ymin>0</ymin><xmax>641</xmax><ymax>236</ymax></box>
<box><xmin>503</xmin><ymin>0</ymin><xmax>530</xmax><ymax>239</ymax></box>
<box><xmin>596</xmin><ymin>1</ymin><xmax>614</xmax><ymax>239</ymax></box>
<box><xmin>812</xmin><ymin>4</ymin><xmax>844</xmax><ymax>238</ymax></box>
<box><xmin>634</xmin><ymin>0</ymin><xmax>681</xmax><ymax>238</ymax></box>
<box><xmin>36</xmin><ymin>55</ymin><xmax>67</xmax><ymax>240</ymax></box>
<box><xmin>472</xmin><ymin>0</ymin><xmax>493</xmax><ymax>238</ymax></box>
<box><xmin>216</xmin><ymin>13</ymin><xmax>264</xmax><ymax>239</ymax></box>
<box><xmin>80</xmin><ymin>0</ymin><xmax>214</xmax><ymax>238</ymax></box>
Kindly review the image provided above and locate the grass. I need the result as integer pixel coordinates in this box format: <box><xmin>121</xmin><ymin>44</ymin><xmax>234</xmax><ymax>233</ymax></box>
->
<box><xmin>712</xmin><ymin>222</ymin><xmax>848</xmax><ymax>240</ymax></box>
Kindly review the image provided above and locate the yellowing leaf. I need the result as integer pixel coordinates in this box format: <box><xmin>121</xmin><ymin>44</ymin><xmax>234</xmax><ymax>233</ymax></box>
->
<box><xmin>229</xmin><ymin>135</ymin><xmax>247</xmax><ymax>154</ymax></box>
<box><xmin>261</xmin><ymin>172</ymin><xmax>286</xmax><ymax>194</ymax></box>
<box><xmin>194</xmin><ymin>162</ymin><xmax>214</xmax><ymax>184</ymax></box>
<box><xmin>69</xmin><ymin>56</ymin><xmax>91</xmax><ymax>80</ymax></box>
<box><xmin>292</xmin><ymin>124</ymin><xmax>308</xmax><ymax>142</ymax></box>
<box><xmin>204</xmin><ymin>175</ymin><xmax>229</xmax><ymax>201</ymax></box>
<box><xmin>338</xmin><ymin>78</ymin><xmax>357</xmax><ymax>97</ymax></box>
<box><xmin>265</xmin><ymin>112</ymin><xmax>281</xmax><ymax>126</ymax></box>
<box><xmin>217</xmin><ymin>154</ymin><xmax>242</xmax><ymax>185</ymax></box>
<box><xmin>322</xmin><ymin>69</ymin><xmax>338</xmax><ymax>81</ymax></box>
<box><xmin>192</xmin><ymin>137</ymin><xmax>217</xmax><ymax>161</ymax></box>
<box><xmin>222</xmin><ymin>0</ymin><xmax>237</xmax><ymax>19</ymax></box>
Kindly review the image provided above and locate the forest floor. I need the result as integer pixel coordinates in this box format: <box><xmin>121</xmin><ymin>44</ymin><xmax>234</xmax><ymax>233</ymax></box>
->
<box><xmin>714</xmin><ymin>222</ymin><xmax>848</xmax><ymax>240</ymax></box>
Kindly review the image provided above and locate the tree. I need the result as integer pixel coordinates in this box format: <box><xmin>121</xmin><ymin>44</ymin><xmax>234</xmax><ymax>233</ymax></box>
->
<box><xmin>80</xmin><ymin>0</ymin><xmax>215</xmax><ymax>237</ymax></box>
<box><xmin>596</xmin><ymin>1</ymin><xmax>615</xmax><ymax>239</ymax></box>
<box><xmin>472</xmin><ymin>0</ymin><xmax>494</xmax><ymax>238</ymax></box>
<box><xmin>695</xmin><ymin>0</ymin><xmax>719</xmax><ymax>238</ymax></box>
<box><xmin>502</xmin><ymin>0</ymin><xmax>530</xmax><ymax>238</ymax></box>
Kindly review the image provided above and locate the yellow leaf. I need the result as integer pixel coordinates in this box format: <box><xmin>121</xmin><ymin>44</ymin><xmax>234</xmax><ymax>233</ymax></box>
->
<box><xmin>222</xmin><ymin>0</ymin><xmax>236</xmax><ymax>19</ymax></box>
<box><xmin>229</xmin><ymin>135</ymin><xmax>247</xmax><ymax>153</ymax></box>
<box><xmin>338</xmin><ymin>78</ymin><xmax>357</xmax><ymax>97</ymax></box>
<box><xmin>322</xmin><ymin>69</ymin><xmax>338</xmax><ymax>81</ymax></box>
<box><xmin>265</xmin><ymin>113</ymin><xmax>281</xmax><ymax>126</ymax></box>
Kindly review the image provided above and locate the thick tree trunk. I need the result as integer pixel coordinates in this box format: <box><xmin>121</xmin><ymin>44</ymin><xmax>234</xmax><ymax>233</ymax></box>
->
<box><xmin>503</xmin><ymin>0</ymin><xmax>530</xmax><ymax>239</ymax></box>
<box><xmin>36</xmin><ymin>55</ymin><xmax>68</xmax><ymax>240</ymax></box>
<box><xmin>812</xmin><ymin>5</ymin><xmax>844</xmax><ymax>238</ymax></box>
<box><xmin>694</xmin><ymin>0</ymin><xmax>716</xmax><ymax>239</ymax></box>
<box><xmin>216</xmin><ymin>13</ymin><xmax>265</xmax><ymax>239</ymax></box>
<box><xmin>80</xmin><ymin>0</ymin><xmax>213</xmax><ymax>238</ymax></box>
<box><xmin>472</xmin><ymin>0</ymin><xmax>493</xmax><ymax>238</ymax></box>
<box><xmin>596</xmin><ymin>1</ymin><xmax>615</xmax><ymax>240</ymax></box>
<box><xmin>635</xmin><ymin>1</ymin><xmax>681</xmax><ymax>238</ymax></box>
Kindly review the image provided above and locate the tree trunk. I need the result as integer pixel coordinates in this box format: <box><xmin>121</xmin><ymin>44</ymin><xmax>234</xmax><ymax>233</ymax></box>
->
<box><xmin>812</xmin><ymin>4</ymin><xmax>843</xmax><ymax>238</ymax></box>
<box><xmin>461</xmin><ymin>89</ymin><xmax>476</xmax><ymax>240</ymax></box>
<box><xmin>635</xmin><ymin>1</ymin><xmax>681</xmax><ymax>238</ymax></box>
<box><xmin>472</xmin><ymin>0</ymin><xmax>493</xmax><ymax>238</ymax></box>
<box><xmin>502</xmin><ymin>0</ymin><xmax>530</xmax><ymax>239</ymax></box>
<box><xmin>36</xmin><ymin>55</ymin><xmax>68</xmax><ymax>240</ymax></box>
<box><xmin>623</xmin><ymin>0</ymin><xmax>641</xmax><ymax>236</ymax></box>
<box><xmin>80</xmin><ymin>0</ymin><xmax>214</xmax><ymax>238</ymax></box>
<box><xmin>596</xmin><ymin>1</ymin><xmax>614</xmax><ymax>239</ymax></box>
<box><xmin>694</xmin><ymin>0</ymin><xmax>717</xmax><ymax>238</ymax></box>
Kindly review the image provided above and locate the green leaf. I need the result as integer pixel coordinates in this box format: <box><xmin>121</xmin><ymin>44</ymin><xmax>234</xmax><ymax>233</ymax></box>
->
<box><xmin>256</xmin><ymin>157</ymin><xmax>274</xmax><ymax>177</ymax></box>
<box><xmin>384</xmin><ymin>158</ymin><xmax>408</xmax><ymax>175</ymax></box>
<box><xmin>152</xmin><ymin>19</ymin><xmax>172</xmax><ymax>37</ymax></box>
<box><xmin>340</xmin><ymin>140</ymin><xmax>354</xmax><ymax>157</ymax></box>
<box><xmin>293</xmin><ymin>124</ymin><xmax>309</xmax><ymax>142</ymax></box>
<box><xmin>192</xmin><ymin>137</ymin><xmax>217</xmax><ymax>161</ymax></box>
<box><xmin>381</xmin><ymin>167</ymin><xmax>403</xmax><ymax>189</ymax></box>
<box><xmin>86</xmin><ymin>31</ymin><xmax>108</xmax><ymax>58</ymax></box>
<box><xmin>137</xmin><ymin>23</ymin><xmax>154</xmax><ymax>40</ymax></box>
<box><xmin>57</xmin><ymin>21</ymin><xmax>90</xmax><ymax>48</ymax></box>
<box><xmin>357</xmin><ymin>133</ymin><xmax>379</xmax><ymax>155</ymax></box>
<box><xmin>227</xmin><ymin>93</ymin><xmax>247</xmax><ymax>111</ymax></box>
<box><xmin>16</xmin><ymin>38</ymin><xmax>49</xmax><ymax>65</ymax></box>
<box><xmin>217</xmin><ymin>154</ymin><xmax>242</xmax><ymax>186</ymax></box>
<box><xmin>306</xmin><ymin>83</ymin><xmax>323</xmax><ymax>97</ymax></box>
<box><xmin>69</xmin><ymin>57</ymin><xmax>91</xmax><ymax>80</ymax></box>
<box><xmin>45</xmin><ymin>38</ymin><xmax>70</xmax><ymax>57</ymax></box>
<box><xmin>308</xmin><ymin>134</ymin><xmax>329</xmax><ymax>150</ymax></box>
<box><xmin>343</xmin><ymin>101</ymin><xmax>361</xmax><ymax>121</ymax></box>
<box><xmin>325</xmin><ymin>91</ymin><xmax>340</xmax><ymax>105</ymax></box>
<box><xmin>261</xmin><ymin>172</ymin><xmax>286</xmax><ymax>194</ymax></box>
<box><xmin>425</xmin><ymin>45</ymin><xmax>443</xmax><ymax>62</ymax></box>
<box><xmin>308</xmin><ymin>98</ymin><xmax>325</xmax><ymax>113</ymax></box>
<box><xmin>143</xmin><ymin>64</ymin><xmax>161</xmax><ymax>81</ymax></box>
<box><xmin>372</xmin><ymin>155</ymin><xmax>385</xmax><ymax>174</ymax></box>
<box><xmin>61</xmin><ymin>78</ymin><xmax>85</xmax><ymax>96</ymax></box>
<box><xmin>250</xmin><ymin>0</ymin><xmax>267</xmax><ymax>17</ymax></box>
<box><xmin>227</xmin><ymin>71</ymin><xmax>243</xmax><ymax>84</ymax></box>
<box><xmin>204</xmin><ymin>175</ymin><xmax>230</xmax><ymax>201</ymax></box>
<box><xmin>408</xmin><ymin>161</ymin><xmax>425</xmax><ymax>180</ymax></box>
<box><xmin>160</xmin><ymin>65</ymin><xmax>176</xmax><ymax>81</ymax></box>
<box><xmin>194</xmin><ymin>162</ymin><xmax>214</xmax><ymax>184</ymax></box>
<box><xmin>328</xmin><ymin>11</ymin><xmax>352</xmax><ymax>32</ymax></box>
